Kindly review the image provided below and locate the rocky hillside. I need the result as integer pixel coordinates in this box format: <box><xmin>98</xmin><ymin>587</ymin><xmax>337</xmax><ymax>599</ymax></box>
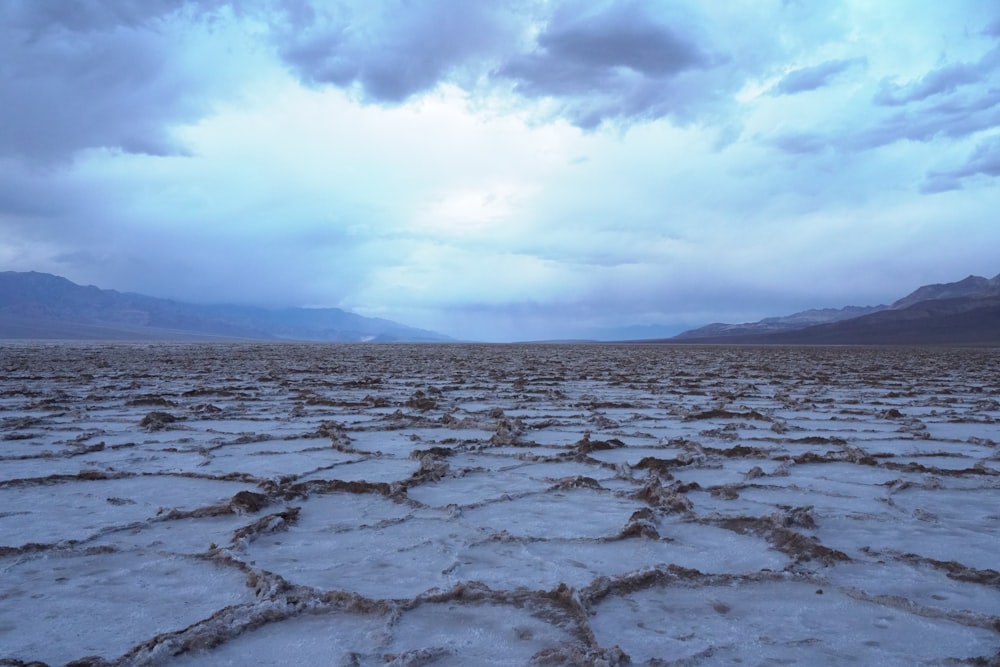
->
<box><xmin>673</xmin><ymin>272</ymin><xmax>1000</xmax><ymax>345</ymax></box>
<box><xmin>0</xmin><ymin>271</ymin><xmax>451</xmax><ymax>342</ymax></box>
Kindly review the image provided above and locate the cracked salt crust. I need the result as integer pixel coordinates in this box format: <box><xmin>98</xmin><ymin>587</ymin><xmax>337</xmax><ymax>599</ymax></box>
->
<box><xmin>1</xmin><ymin>342</ymin><xmax>998</xmax><ymax>665</ymax></box>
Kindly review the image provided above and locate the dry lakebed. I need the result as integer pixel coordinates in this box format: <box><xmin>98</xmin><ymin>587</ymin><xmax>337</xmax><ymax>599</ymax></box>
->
<box><xmin>1</xmin><ymin>342</ymin><xmax>998</xmax><ymax>666</ymax></box>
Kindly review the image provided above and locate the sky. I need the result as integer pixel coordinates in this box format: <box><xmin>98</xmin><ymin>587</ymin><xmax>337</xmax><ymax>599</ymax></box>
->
<box><xmin>2</xmin><ymin>0</ymin><xmax>1000</xmax><ymax>342</ymax></box>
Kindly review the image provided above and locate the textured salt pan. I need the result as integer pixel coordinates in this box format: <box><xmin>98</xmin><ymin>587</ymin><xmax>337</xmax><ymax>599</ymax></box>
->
<box><xmin>169</xmin><ymin>610</ymin><xmax>389</xmax><ymax>666</ymax></box>
<box><xmin>405</xmin><ymin>468</ymin><xmax>552</xmax><ymax>507</ymax></box>
<box><xmin>453</xmin><ymin>526</ymin><xmax>786</xmax><ymax>591</ymax></box>
<box><xmin>0</xmin><ymin>476</ymin><xmax>253</xmax><ymax>546</ymax></box>
<box><xmin>458</xmin><ymin>488</ymin><xmax>640</xmax><ymax>539</ymax></box>
<box><xmin>589</xmin><ymin>577</ymin><xmax>998</xmax><ymax>666</ymax></box>
<box><xmin>381</xmin><ymin>599</ymin><xmax>582</xmax><ymax>665</ymax></box>
<box><xmin>2</xmin><ymin>342</ymin><xmax>998</xmax><ymax>665</ymax></box>
<box><xmin>194</xmin><ymin>443</ymin><xmax>357</xmax><ymax>479</ymax></box>
<box><xmin>295</xmin><ymin>455</ymin><xmax>420</xmax><ymax>483</ymax></box>
<box><xmin>0</xmin><ymin>550</ymin><xmax>255</xmax><ymax>666</ymax></box>
<box><xmin>244</xmin><ymin>514</ymin><xmax>464</xmax><ymax>598</ymax></box>
<box><xmin>825</xmin><ymin>559</ymin><xmax>1000</xmax><ymax>618</ymax></box>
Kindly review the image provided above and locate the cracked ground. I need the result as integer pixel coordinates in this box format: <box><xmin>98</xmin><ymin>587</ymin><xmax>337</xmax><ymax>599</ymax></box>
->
<box><xmin>1</xmin><ymin>342</ymin><xmax>999</xmax><ymax>666</ymax></box>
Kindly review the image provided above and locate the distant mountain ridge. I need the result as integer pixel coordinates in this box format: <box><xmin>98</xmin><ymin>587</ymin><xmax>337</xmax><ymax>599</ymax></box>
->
<box><xmin>890</xmin><ymin>273</ymin><xmax>1000</xmax><ymax>309</ymax></box>
<box><xmin>672</xmin><ymin>272</ymin><xmax>1000</xmax><ymax>345</ymax></box>
<box><xmin>675</xmin><ymin>304</ymin><xmax>884</xmax><ymax>340</ymax></box>
<box><xmin>757</xmin><ymin>295</ymin><xmax>1000</xmax><ymax>345</ymax></box>
<box><xmin>0</xmin><ymin>271</ymin><xmax>451</xmax><ymax>342</ymax></box>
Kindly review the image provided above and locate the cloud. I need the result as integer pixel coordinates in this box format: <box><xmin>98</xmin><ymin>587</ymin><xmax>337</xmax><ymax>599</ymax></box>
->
<box><xmin>767</xmin><ymin>131</ymin><xmax>829</xmax><ymax>155</ymax></box>
<box><xmin>12</xmin><ymin>1</ymin><xmax>189</xmax><ymax>32</ymax></box>
<box><xmin>769</xmin><ymin>84</ymin><xmax>1000</xmax><ymax>157</ymax></box>
<box><xmin>273</xmin><ymin>0</ymin><xmax>523</xmax><ymax>102</ymax></box>
<box><xmin>955</xmin><ymin>134</ymin><xmax>1000</xmax><ymax>176</ymax></box>
<box><xmin>851</xmin><ymin>87</ymin><xmax>1000</xmax><ymax>149</ymax></box>
<box><xmin>0</xmin><ymin>1</ymin><xmax>257</xmax><ymax>163</ymax></box>
<box><xmin>269</xmin><ymin>0</ymin><xmax>743</xmax><ymax>130</ymax></box>
<box><xmin>923</xmin><ymin>133</ymin><xmax>1000</xmax><ymax>191</ymax></box>
<box><xmin>517</xmin><ymin>3</ymin><xmax>707</xmax><ymax>80</ymax></box>
<box><xmin>495</xmin><ymin>1</ymin><xmax>723</xmax><ymax>128</ymax></box>
<box><xmin>765</xmin><ymin>38</ymin><xmax>1000</xmax><ymax>174</ymax></box>
<box><xmin>874</xmin><ymin>46</ymin><xmax>1000</xmax><ymax>106</ymax></box>
<box><xmin>772</xmin><ymin>58</ymin><xmax>864</xmax><ymax>95</ymax></box>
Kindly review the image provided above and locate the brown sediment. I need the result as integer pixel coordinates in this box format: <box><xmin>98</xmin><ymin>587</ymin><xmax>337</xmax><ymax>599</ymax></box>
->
<box><xmin>685</xmin><ymin>408</ymin><xmax>771</xmax><ymax>421</ymax></box>
<box><xmin>574</xmin><ymin>435</ymin><xmax>626</xmax><ymax>455</ymax></box>
<box><xmin>280</xmin><ymin>479</ymin><xmax>392</xmax><ymax>499</ymax></box>
<box><xmin>715</xmin><ymin>515</ymin><xmax>850</xmax><ymax>565</ymax></box>
<box><xmin>231</xmin><ymin>507</ymin><xmax>301</xmax><ymax>543</ymax></box>
<box><xmin>139</xmin><ymin>411</ymin><xmax>180</xmax><ymax>431</ymax></box>
<box><xmin>633</xmin><ymin>456</ymin><xmax>686</xmax><ymax>476</ymax></box>
<box><xmin>618</xmin><ymin>507</ymin><xmax>660</xmax><ymax>539</ymax></box>
<box><xmin>549</xmin><ymin>476</ymin><xmax>603</xmax><ymax>491</ymax></box>
<box><xmin>229</xmin><ymin>490</ymin><xmax>269</xmax><ymax>514</ymax></box>
<box><xmin>634</xmin><ymin>478</ymin><xmax>693</xmax><ymax>513</ymax></box>
<box><xmin>125</xmin><ymin>394</ymin><xmax>177</xmax><ymax>407</ymax></box>
<box><xmin>702</xmin><ymin>444</ymin><xmax>773</xmax><ymax>458</ymax></box>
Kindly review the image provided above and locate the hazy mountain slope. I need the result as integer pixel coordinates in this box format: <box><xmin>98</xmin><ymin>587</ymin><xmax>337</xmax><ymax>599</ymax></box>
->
<box><xmin>891</xmin><ymin>273</ymin><xmax>1000</xmax><ymax>309</ymax></box>
<box><xmin>0</xmin><ymin>315</ymin><xmax>243</xmax><ymax>340</ymax></box>
<box><xmin>674</xmin><ymin>271</ymin><xmax>1000</xmax><ymax>341</ymax></box>
<box><xmin>0</xmin><ymin>272</ymin><xmax>451</xmax><ymax>342</ymax></box>
<box><xmin>674</xmin><ymin>305</ymin><xmax>884</xmax><ymax>340</ymax></box>
<box><xmin>783</xmin><ymin>295</ymin><xmax>1000</xmax><ymax>345</ymax></box>
<box><xmin>670</xmin><ymin>295</ymin><xmax>1000</xmax><ymax>345</ymax></box>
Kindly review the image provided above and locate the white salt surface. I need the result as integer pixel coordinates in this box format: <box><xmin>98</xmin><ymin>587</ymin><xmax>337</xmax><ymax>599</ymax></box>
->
<box><xmin>245</xmin><ymin>515</ymin><xmax>465</xmax><ymax>598</ymax></box>
<box><xmin>825</xmin><ymin>560</ymin><xmax>1000</xmax><ymax>618</ymax></box>
<box><xmin>458</xmin><ymin>488</ymin><xmax>639</xmax><ymax>539</ymax></box>
<box><xmin>196</xmin><ymin>444</ymin><xmax>355</xmax><ymax>479</ymax></box>
<box><xmin>0</xmin><ymin>550</ymin><xmax>255</xmax><ymax>666</ymax></box>
<box><xmin>590</xmin><ymin>577</ymin><xmax>997</xmax><ymax>666</ymax></box>
<box><xmin>2</xmin><ymin>343</ymin><xmax>998</xmax><ymax>665</ymax></box>
<box><xmin>382</xmin><ymin>600</ymin><xmax>582</xmax><ymax>665</ymax></box>
<box><xmin>405</xmin><ymin>469</ymin><xmax>551</xmax><ymax>507</ymax></box>
<box><xmin>453</xmin><ymin>525</ymin><xmax>786</xmax><ymax>591</ymax></box>
<box><xmin>296</xmin><ymin>455</ymin><xmax>420</xmax><ymax>483</ymax></box>
<box><xmin>0</xmin><ymin>476</ymin><xmax>253</xmax><ymax>547</ymax></box>
<box><xmin>169</xmin><ymin>611</ymin><xmax>390</xmax><ymax>666</ymax></box>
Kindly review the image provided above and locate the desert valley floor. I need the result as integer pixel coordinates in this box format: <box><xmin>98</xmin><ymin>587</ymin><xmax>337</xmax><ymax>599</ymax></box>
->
<box><xmin>1</xmin><ymin>342</ymin><xmax>998</xmax><ymax>666</ymax></box>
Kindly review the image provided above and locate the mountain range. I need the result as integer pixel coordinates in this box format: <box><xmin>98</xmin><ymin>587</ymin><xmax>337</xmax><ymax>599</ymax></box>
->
<box><xmin>671</xmin><ymin>272</ymin><xmax>1000</xmax><ymax>345</ymax></box>
<box><xmin>0</xmin><ymin>272</ymin><xmax>451</xmax><ymax>342</ymax></box>
<box><xmin>2</xmin><ymin>270</ymin><xmax>998</xmax><ymax>345</ymax></box>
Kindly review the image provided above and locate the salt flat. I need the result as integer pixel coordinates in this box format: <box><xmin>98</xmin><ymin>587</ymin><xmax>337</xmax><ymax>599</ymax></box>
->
<box><xmin>1</xmin><ymin>342</ymin><xmax>998</xmax><ymax>666</ymax></box>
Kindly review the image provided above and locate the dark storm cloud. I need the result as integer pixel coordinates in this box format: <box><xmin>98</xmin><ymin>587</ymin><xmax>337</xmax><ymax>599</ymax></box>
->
<box><xmin>772</xmin><ymin>58</ymin><xmax>864</xmax><ymax>95</ymax></box>
<box><xmin>955</xmin><ymin>134</ymin><xmax>1000</xmax><ymax>176</ymax></box>
<box><xmin>12</xmin><ymin>0</ymin><xmax>187</xmax><ymax>33</ymax></box>
<box><xmin>918</xmin><ymin>175</ymin><xmax>961</xmax><ymax>194</ymax></box>
<box><xmin>851</xmin><ymin>87</ymin><xmax>1000</xmax><ymax>149</ymax></box>
<box><xmin>274</xmin><ymin>1</ymin><xmax>521</xmax><ymax>103</ymax></box>
<box><xmin>268</xmin><ymin>1</ymin><xmax>734</xmax><ymax>129</ymax></box>
<box><xmin>768</xmin><ymin>42</ymin><xmax>1000</xmax><ymax>173</ymax></box>
<box><xmin>524</xmin><ymin>3</ymin><xmax>706</xmax><ymax>79</ymax></box>
<box><xmin>0</xmin><ymin>1</ymin><xmax>231</xmax><ymax>162</ymax></box>
<box><xmin>873</xmin><ymin>46</ymin><xmax>1000</xmax><ymax>106</ymax></box>
<box><xmin>768</xmin><ymin>131</ymin><xmax>829</xmax><ymax>155</ymax></box>
<box><xmin>923</xmin><ymin>134</ymin><xmax>1000</xmax><ymax>192</ymax></box>
<box><xmin>496</xmin><ymin>2</ymin><xmax>719</xmax><ymax>128</ymax></box>
<box><xmin>0</xmin><ymin>163</ymin><xmax>71</xmax><ymax>219</ymax></box>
